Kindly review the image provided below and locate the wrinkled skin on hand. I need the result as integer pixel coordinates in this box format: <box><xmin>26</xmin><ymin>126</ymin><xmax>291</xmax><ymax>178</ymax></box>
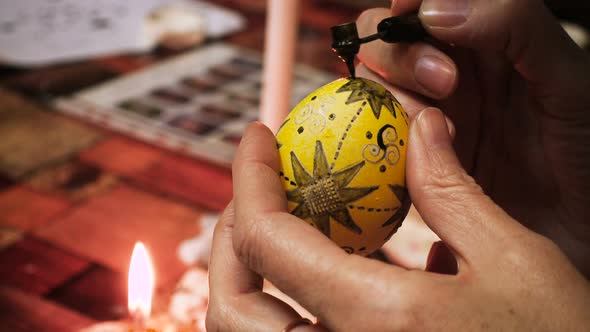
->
<box><xmin>355</xmin><ymin>0</ymin><xmax>590</xmax><ymax>275</ymax></box>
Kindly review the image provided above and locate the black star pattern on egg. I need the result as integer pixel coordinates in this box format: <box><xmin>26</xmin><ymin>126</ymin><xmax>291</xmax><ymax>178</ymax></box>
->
<box><xmin>336</xmin><ymin>78</ymin><xmax>398</xmax><ymax>120</ymax></box>
<box><xmin>286</xmin><ymin>141</ymin><xmax>378</xmax><ymax>237</ymax></box>
<box><xmin>382</xmin><ymin>184</ymin><xmax>411</xmax><ymax>227</ymax></box>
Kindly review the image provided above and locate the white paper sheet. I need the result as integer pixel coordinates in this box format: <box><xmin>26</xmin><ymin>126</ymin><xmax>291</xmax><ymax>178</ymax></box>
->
<box><xmin>0</xmin><ymin>0</ymin><xmax>245</xmax><ymax>67</ymax></box>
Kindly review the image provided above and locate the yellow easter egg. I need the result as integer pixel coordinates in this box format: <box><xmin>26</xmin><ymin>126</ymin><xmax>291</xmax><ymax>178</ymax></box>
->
<box><xmin>276</xmin><ymin>77</ymin><xmax>411</xmax><ymax>255</ymax></box>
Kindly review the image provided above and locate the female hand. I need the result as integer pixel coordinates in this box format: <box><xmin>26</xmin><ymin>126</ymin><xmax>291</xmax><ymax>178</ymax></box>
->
<box><xmin>207</xmin><ymin>117</ymin><xmax>590</xmax><ymax>331</ymax></box>
<box><xmin>355</xmin><ymin>0</ymin><xmax>590</xmax><ymax>274</ymax></box>
<box><xmin>206</xmin><ymin>125</ymin><xmax>327</xmax><ymax>332</ymax></box>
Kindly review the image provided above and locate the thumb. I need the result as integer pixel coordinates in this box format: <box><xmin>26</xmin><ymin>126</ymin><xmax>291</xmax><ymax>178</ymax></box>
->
<box><xmin>419</xmin><ymin>0</ymin><xmax>589</xmax><ymax>93</ymax></box>
<box><xmin>407</xmin><ymin>108</ymin><xmax>526</xmax><ymax>262</ymax></box>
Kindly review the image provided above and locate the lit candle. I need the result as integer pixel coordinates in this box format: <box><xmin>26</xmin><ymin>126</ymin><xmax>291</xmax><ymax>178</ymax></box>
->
<box><xmin>81</xmin><ymin>242</ymin><xmax>205</xmax><ymax>332</ymax></box>
<box><xmin>128</xmin><ymin>242</ymin><xmax>156</xmax><ymax>332</ymax></box>
<box><xmin>80</xmin><ymin>242</ymin><xmax>162</xmax><ymax>332</ymax></box>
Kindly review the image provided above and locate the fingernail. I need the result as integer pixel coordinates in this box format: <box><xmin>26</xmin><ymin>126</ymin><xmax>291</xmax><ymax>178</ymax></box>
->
<box><xmin>426</xmin><ymin>241</ymin><xmax>458</xmax><ymax>275</ymax></box>
<box><xmin>421</xmin><ymin>0</ymin><xmax>470</xmax><ymax>27</ymax></box>
<box><xmin>444</xmin><ymin>115</ymin><xmax>456</xmax><ymax>139</ymax></box>
<box><xmin>414</xmin><ymin>56</ymin><xmax>456</xmax><ymax>98</ymax></box>
<box><xmin>417</xmin><ymin>108</ymin><xmax>452</xmax><ymax>146</ymax></box>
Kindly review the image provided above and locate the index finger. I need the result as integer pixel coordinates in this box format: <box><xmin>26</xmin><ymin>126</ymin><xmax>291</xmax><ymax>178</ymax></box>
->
<box><xmin>208</xmin><ymin>201</ymin><xmax>318</xmax><ymax>331</ymax></box>
<box><xmin>356</xmin><ymin>7</ymin><xmax>458</xmax><ymax>100</ymax></box>
<box><xmin>232</xmin><ymin>123</ymin><xmax>408</xmax><ymax>325</ymax></box>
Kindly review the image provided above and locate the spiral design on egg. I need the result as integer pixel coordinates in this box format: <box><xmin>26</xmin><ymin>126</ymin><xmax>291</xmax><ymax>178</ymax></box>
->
<box><xmin>294</xmin><ymin>104</ymin><xmax>313</xmax><ymax>124</ymax></box>
<box><xmin>385</xmin><ymin>145</ymin><xmax>400</xmax><ymax>166</ymax></box>
<box><xmin>362</xmin><ymin>144</ymin><xmax>385</xmax><ymax>164</ymax></box>
<box><xmin>293</xmin><ymin>95</ymin><xmax>335</xmax><ymax>135</ymax></box>
<box><xmin>318</xmin><ymin>95</ymin><xmax>336</xmax><ymax>112</ymax></box>
<box><xmin>381</xmin><ymin>126</ymin><xmax>398</xmax><ymax>146</ymax></box>
<box><xmin>363</xmin><ymin>124</ymin><xmax>402</xmax><ymax>166</ymax></box>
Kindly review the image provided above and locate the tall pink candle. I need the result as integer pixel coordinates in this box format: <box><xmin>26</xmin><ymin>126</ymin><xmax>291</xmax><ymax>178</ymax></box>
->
<box><xmin>259</xmin><ymin>0</ymin><xmax>299</xmax><ymax>133</ymax></box>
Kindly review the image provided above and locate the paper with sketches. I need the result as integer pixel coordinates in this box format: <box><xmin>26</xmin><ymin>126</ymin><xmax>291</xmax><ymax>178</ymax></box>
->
<box><xmin>0</xmin><ymin>0</ymin><xmax>245</xmax><ymax>67</ymax></box>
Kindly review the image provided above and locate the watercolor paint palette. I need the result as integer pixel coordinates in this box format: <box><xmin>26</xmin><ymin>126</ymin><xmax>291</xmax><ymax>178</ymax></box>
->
<box><xmin>56</xmin><ymin>43</ymin><xmax>337</xmax><ymax>167</ymax></box>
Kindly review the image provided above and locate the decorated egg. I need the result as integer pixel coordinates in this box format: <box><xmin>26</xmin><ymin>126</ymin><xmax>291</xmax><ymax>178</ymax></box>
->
<box><xmin>276</xmin><ymin>77</ymin><xmax>411</xmax><ymax>255</ymax></box>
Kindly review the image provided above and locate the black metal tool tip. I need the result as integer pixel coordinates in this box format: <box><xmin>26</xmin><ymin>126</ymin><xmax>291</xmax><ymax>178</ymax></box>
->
<box><xmin>330</xmin><ymin>14</ymin><xmax>427</xmax><ymax>79</ymax></box>
<box><xmin>330</xmin><ymin>22</ymin><xmax>360</xmax><ymax>78</ymax></box>
<box><xmin>345</xmin><ymin>57</ymin><xmax>355</xmax><ymax>78</ymax></box>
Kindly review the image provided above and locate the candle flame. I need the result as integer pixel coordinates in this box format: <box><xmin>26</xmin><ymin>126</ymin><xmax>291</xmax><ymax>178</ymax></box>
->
<box><xmin>128</xmin><ymin>242</ymin><xmax>155</xmax><ymax>320</ymax></box>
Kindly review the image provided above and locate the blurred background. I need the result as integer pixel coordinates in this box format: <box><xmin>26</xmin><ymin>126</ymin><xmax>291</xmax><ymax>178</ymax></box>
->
<box><xmin>0</xmin><ymin>1</ymin><xmax>588</xmax><ymax>331</ymax></box>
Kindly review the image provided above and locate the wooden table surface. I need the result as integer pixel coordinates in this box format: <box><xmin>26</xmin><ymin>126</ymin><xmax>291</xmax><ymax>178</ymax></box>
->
<box><xmin>1</xmin><ymin>1</ymin><xmax>588</xmax><ymax>331</ymax></box>
<box><xmin>0</xmin><ymin>1</ymin><xmax>360</xmax><ymax>331</ymax></box>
